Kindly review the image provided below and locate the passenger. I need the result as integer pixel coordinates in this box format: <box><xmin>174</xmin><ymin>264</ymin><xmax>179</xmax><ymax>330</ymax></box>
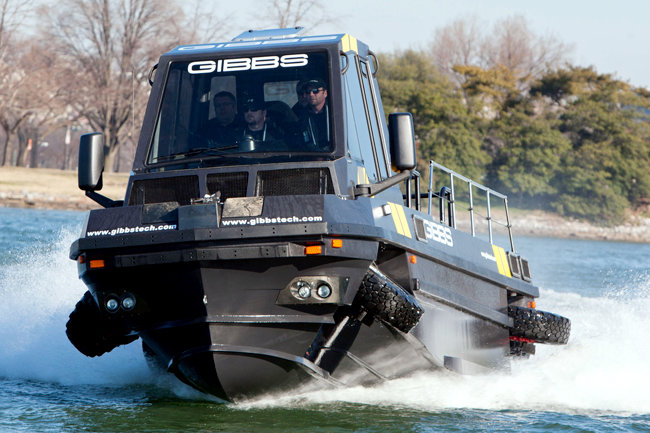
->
<box><xmin>240</xmin><ymin>96</ymin><xmax>285</xmax><ymax>151</ymax></box>
<box><xmin>296</xmin><ymin>79</ymin><xmax>329</xmax><ymax>149</ymax></box>
<box><xmin>206</xmin><ymin>91</ymin><xmax>241</xmax><ymax>147</ymax></box>
<box><xmin>292</xmin><ymin>79</ymin><xmax>309</xmax><ymax>116</ymax></box>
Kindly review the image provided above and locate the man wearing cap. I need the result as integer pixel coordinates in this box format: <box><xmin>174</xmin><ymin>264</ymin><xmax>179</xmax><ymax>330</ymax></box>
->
<box><xmin>240</xmin><ymin>96</ymin><xmax>285</xmax><ymax>150</ymax></box>
<box><xmin>297</xmin><ymin>79</ymin><xmax>330</xmax><ymax>149</ymax></box>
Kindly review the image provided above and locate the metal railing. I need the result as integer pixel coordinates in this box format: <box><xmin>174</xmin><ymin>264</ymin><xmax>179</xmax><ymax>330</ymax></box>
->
<box><xmin>410</xmin><ymin>160</ymin><xmax>516</xmax><ymax>252</ymax></box>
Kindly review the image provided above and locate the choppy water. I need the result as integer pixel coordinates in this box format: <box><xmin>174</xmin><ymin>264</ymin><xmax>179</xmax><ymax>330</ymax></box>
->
<box><xmin>0</xmin><ymin>207</ymin><xmax>649</xmax><ymax>432</ymax></box>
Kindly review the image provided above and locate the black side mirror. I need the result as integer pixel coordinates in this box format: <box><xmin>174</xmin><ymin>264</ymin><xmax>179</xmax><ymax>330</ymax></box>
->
<box><xmin>388</xmin><ymin>112</ymin><xmax>417</xmax><ymax>171</ymax></box>
<box><xmin>78</xmin><ymin>133</ymin><xmax>105</xmax><ymax>191</ymax></box>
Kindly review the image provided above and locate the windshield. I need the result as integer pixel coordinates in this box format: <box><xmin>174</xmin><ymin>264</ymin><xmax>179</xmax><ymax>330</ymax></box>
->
<box><xmin>148</xmin><ymin>51</ymin><xmax>332</xmax><ymax>165</ymax></box>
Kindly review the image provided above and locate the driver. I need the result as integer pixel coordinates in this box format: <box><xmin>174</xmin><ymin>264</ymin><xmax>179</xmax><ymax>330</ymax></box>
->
<box><xmin>240</xmin><ymin>96</ymin><xmax>285</xmax><ymax>150</ymax></box>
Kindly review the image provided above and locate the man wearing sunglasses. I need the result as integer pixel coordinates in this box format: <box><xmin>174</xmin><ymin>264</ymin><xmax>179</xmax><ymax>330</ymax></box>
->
<box><xmin>297</xmin><ymin>79</ymin><xmax>330</xmax><ymax>149</ymax></box>
<box><xmin>240</xmin><ymin>96</ymin><xmax>285</xmax><ymax>151</ymax></box>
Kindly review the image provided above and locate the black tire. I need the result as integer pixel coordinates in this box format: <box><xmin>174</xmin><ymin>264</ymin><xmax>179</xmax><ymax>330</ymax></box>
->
<box><xmin>66</xmin><ymin>291</ymin><xmax>138</xmax><ymax>357</ymax></box>
<box><xmin>354</xmin><ymin>268</ymin><xmax>423</xmax><ymax>333</ymax></box>
<box><xmin>508</xmin><ymin>306</ymin><xmax>571</xmax><ymax>345</ymax></box>
<box><xmin>509</xmin><ymin>340</ymin><xmax>536</xmax><ymax>358</ymax></box>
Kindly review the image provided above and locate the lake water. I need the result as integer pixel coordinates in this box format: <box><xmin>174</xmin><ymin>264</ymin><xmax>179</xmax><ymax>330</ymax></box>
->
<box><xmin>0</xmin><ymin>207</ymin><xmax>649</xmax><ymax>432</ymax></box>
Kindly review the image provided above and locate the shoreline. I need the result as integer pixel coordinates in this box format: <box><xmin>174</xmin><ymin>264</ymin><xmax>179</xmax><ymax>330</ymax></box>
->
<box><xmin>0</xmin><ymin>167</ymin><xmax>128</xmax><ymax>212</ymax></box>
<box><xmin>1</xmin><ymin>167</ymin><xmax>648</xmax><ymax>243</ymax></box>
<box><xmin>506</xmin><ymin>210</ymin><xmax>650</xmax><ymax>244</ymax></box>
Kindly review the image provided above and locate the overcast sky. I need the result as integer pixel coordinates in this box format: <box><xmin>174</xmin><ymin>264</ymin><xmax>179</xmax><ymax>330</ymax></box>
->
<box><xmin>219</xmin><ymin>0</ymin><xmax>650</xmax><ymax>89</ymax></box>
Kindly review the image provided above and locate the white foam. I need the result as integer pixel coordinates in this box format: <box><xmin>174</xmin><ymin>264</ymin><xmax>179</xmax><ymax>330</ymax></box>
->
<box><xmin>0</xmin><ymin>229</ymin><xmax>152</xmax><ymax>386</ymax></box>
<box><xmin>242</xmin><ymin>284</ymin><xmax>650</xmax><ymax>414</ymax></box>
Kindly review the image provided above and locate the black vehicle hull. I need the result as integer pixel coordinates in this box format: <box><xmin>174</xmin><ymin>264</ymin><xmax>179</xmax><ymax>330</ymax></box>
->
<box><xmin>79</xmin><ymin>256</ymin><xmax>439</xmax><ymax>401</ymax></box>
<box><xmin>68</xmin><ymin>195</ymin><xmax>549</xmax><ymax>401</ymax></box>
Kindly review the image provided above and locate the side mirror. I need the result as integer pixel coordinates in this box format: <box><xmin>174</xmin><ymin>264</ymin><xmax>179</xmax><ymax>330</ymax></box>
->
<box><xmin>78</xmin><ymin>132</ymin><xmax>105</xmax><ymax>191</ymax></box>
<box><xmin>388</xmin><ymin>112</ymin><xmax>417</xmax><ymax>171</ymax></box>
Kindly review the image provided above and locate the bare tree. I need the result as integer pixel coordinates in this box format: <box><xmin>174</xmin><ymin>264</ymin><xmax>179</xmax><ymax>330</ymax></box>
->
<box><xmin>40</xmin><ymin>0</ymin><xmax>229</xmax><ymax>172</ymax></box>
<box><xmin>40</xmin><ymin>0</ymin><xmax>169</xmax><ymax>171</ymax></box>
<box><xmin>430</xmin><ymin>15</ymin><xmax>483</xmax><ymax>84</ymax></box>
<box><xmin>0</xmin><ymin>0</ymin><xmax>31</xmax><ymax>61</ymax></box>
<box><xmin>255</xmin><ymin>0</ymin><xmax>335</xmax><ymax>32</ymax></box>
<box><xmin>0</xmin><ymin>67</ymin><xmax>31</xmax><ymax>166</ymax></box>
<box><xmin>481</xmin><ymin>15</ymin><xmax>535</xmax><ymax>74</ymax></box>
<box><xmin>429</xmin><ymin>15</ymin><xmax>572</xmax><ymax>89</ymax></box>
<box><xmin>14</xmin><ymin>41</ymin><xmax>69</xmax><ymax>167</ymax></box>
<box><xmin>0</xmin><ymin>0</ymin><xmax>36</xmax><ymax>165</ymax></box>
<box><xmin>480</xmin><ymin>15</ymin><xmax>571</xmax><ymax>82</ymax></box>
<box><xmin>172</xmin><ymin>0</ymin><xmax>231</xmax><ymax>44</ymax></box>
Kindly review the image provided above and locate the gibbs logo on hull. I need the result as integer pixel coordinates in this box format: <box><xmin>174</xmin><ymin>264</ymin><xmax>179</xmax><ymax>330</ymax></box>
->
<box><xmin>413</xmin><ymin>215</ymin><xmax>454</xmax><ymax>247</ymax></box>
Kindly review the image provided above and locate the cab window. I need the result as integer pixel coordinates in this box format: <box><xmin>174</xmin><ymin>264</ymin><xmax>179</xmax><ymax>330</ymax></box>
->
<box><xmin>343</xmin><ymin>57</ymin><xmax>378</xmax><ymax>183</ymax></box>
<box><xmin>148</xmin><ymin>51</ymin><xmax>333</xmax><ymax>167</ymax></box>
<box><xmin>360</xmin><ymin>59</ymin><xmax>389</xmax><ymax>180</ymax></box>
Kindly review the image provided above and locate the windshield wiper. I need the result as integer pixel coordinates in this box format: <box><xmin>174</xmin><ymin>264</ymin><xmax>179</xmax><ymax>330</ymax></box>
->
<box><xmin>152</xmin><ymin>145</ymin><xmax>238</xmax><ymax>163</ymax></box>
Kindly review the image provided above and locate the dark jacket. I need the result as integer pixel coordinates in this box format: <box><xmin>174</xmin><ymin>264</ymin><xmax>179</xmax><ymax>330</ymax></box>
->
<box><xmin>297</xmin><ymin>105</ymin><xmax>330</xmax><ymax>150</ymax></box>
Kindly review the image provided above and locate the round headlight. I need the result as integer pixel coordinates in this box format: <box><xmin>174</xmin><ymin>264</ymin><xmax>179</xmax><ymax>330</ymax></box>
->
<box><xmin>316</xmin><ymin>283</ymin><xmax>332</xmax><ymax>298</ymax></box>
<box><xmin>122</xmin><ymin>296</ymin><xmax>136</xmax><ymax>310</ymax></box>
<box><xmin>105</xmin><ymin>298</ymin><xmax>119</xmax><ymax>312</ymax></box>
<box><xmin>297</xmin><ymin>282</ymin><xmax>311</xmax><ymax>299</ymax></box>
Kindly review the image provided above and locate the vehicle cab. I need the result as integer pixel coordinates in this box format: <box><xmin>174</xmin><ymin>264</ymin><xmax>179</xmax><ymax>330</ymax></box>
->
<box><xmin>81</xmin><ymin>28</ymin><xmax>412</xmax><ymax>209</ymax></box>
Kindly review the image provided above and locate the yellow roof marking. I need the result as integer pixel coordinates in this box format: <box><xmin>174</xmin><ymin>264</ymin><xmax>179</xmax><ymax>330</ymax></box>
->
<box><xmin>357</xmin><ymin>167</ymin><xmax>369</xmax><ymax>185</ymax></box>
<box><xmin>341</xmin><ymin>34</ymin><xmax>358</xmax><ymax>54</ymax></box>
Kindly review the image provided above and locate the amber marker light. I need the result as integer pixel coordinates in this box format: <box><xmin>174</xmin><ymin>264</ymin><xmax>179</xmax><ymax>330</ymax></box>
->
<box><xmin>304</xmin><ymin>245</ymin><xmax>322</xmax><ymax>255</ymax></box>
<box><xmin>331</xmin><ymin>239</ymin><xmax>343</xmax><ymax>248</ymax></box>
<box><xmin>89</xmin><ymin>259</ymin><xmax>106</xmax><ymax>269</ymax></box>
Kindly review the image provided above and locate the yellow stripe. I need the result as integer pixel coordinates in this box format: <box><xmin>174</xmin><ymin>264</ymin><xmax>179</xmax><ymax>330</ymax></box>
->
<box><xmin>342</xmin><ymin>34</ymin><xmax>350</xmax><ymax>52</ymax></box>
<box><xmin>395</xmin><ymin>204</ymin><xmax>412</xmax><ymax>238</ymax></box>
<box><xmin>388</xmin><ymin>202</ymin><xmax>404</xmax><ymax>236</ymax></box>
<box><xmin>499</xmin><ymin>248</ymin><xmax>510</xmax><ymax>276</ymax></box>
<box><xmin>388</xmin><ymin>202</ymin><xmax>412</xmax><ymax>238</ymax></box>
<box><xmin>350</xmin><ymin>37</ymin><xmax>358</xmax><ymax>54</ymax></box>
<box><xmin>492</xmin><ymin>245</ymin><xmax>512</xmax><ymax>277</ymax></box>
<box><xmin>357</xmin><ymin>167</ymin><xmax>369</xmax><ymax>185</ymax></box>
<box><xmin>341</xmin><ymin>34</ymin><xmax>358</xmax><ymax>53</ymax></box>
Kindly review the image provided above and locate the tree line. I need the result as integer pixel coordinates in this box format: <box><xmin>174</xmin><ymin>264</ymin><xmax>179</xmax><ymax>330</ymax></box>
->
<box><xmin>0</xmin><ymin>3</ymin><xmax>647</xmax><ymax>223</ymax></box>
<box><xmin>378</xmin><ymin>16</ymin><xmax>650</xmax><ymax>224</ymax></box>
<box><xmin>0</xmin><ymin>0</ymin><xmax>333</xmax><ymax>171</ymax></box>
<box><xmin>0</xmin><ymin>0</ymin><xmax>234</xmax><ymax>171</ymax></box>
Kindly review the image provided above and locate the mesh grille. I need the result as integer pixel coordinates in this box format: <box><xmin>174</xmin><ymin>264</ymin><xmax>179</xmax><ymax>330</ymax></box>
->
<box><xmin>128</xmin><ymin>175</ymin><xmax>199</xmax><ymax>206</ymax></box>
<box><xmin>206</xmin><ymin>172</ymin><xmax>248</xmax><ymax>200</ymax></box>
<box><xmin>256</xmin><ymin>168</ymin><xmax>334</xmax><ymax>196</ymax></box>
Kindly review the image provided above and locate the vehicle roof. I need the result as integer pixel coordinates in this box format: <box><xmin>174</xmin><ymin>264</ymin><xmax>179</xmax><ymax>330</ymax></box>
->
<box><xmin>166</xmin><ymin>29</ymin><xmax>368</xmax><ymax>57</ymax></box>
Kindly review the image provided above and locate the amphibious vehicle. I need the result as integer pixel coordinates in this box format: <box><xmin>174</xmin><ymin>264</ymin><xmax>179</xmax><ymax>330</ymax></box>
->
<box><xmin>66</xmin><ymin>28</ymin><xmax>570</xmax><ymax>401</ymax></box>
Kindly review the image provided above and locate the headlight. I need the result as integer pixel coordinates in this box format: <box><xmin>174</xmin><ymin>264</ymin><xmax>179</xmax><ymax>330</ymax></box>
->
<box><xmin>105</xmin><ymin>297</ymin><xmax>120</xmax><ymax>312</ymax></box>
<box><xmin>296</xmin><ymin>281</ymin><xmax>311</xmax><ymax>299</ymax></box>
<box><xmin>121</xmin><ymin>295</ymin><xmax>136</xmax><ymax>310</ymax></box>
<box><xmin>316</xmin><ymin>283</ymin><xmax>332</xmax><ymax>298</ymax></box>
<box><xmin>278</xmin><ymin>276</ymin><xmax>350</xmax><ymax>305</ymax></box>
